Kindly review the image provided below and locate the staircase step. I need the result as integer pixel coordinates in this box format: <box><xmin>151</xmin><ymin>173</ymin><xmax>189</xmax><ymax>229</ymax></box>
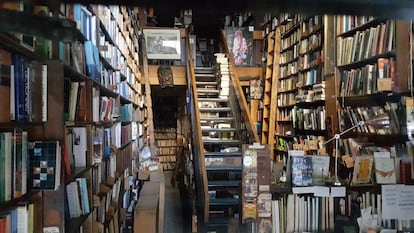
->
<box><xmin>197</xmin><ymin>89</ymin><xmax>220</xmax><ymax>94</ymax></box>
<box><xmin>196</xmin><ymin>81</ymin><xmax>217</xmax><ymax>86</ymax></box>
<box><xmin>195</xmin><ymin>67</ymin><xmax>215</xmax><ymax>74</ymax></box>
<box><xmin>200</xmin><ymin>117</ymin><xmax>234</xmax><ymax>122</ymax></box>
<box><xmin>198</xmin><ymin>97</ymin><xmax>228</xmax><ymax>102</ymax></box>
<box><xmin>207</xmin><ymin>217</ymin><xmax>228</xmax><ymax>233</ymax></box>
<box><xmin>201</xmin><ymin>127</ymin><xmax>236</xmax><ymax>132</ymax></box>
<box><xmin>209</xmin><ymin>198</ymin><xmax>240</xmax><ymax>207</ymax></box>
<box><xmin>203</xmin><ymin>139</ymin><xmax>240</xmax><ymax>144</ymax></box>
<box><xmin>208</xmin><ymin>180</ymin><xmax>241</xmax><ymax>188</ymax></box>
<box><xmin>206</xmin><ymin>166</ymin><xmax>241</xmax><ymax>172</ymax></box>
<box><xmin>204</xmin><ymin>152</ymin><xmax>242</xmax><ymax>157</ymax></box>
<box><xmin>199</xmin><ymin>107</ymin><xmax>231</xmax><ymax>112</ymax></box>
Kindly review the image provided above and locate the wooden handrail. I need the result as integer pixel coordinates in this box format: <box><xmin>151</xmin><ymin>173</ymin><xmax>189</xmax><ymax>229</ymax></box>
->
<box><xmin>185</xmin><ymin>33</ymin><xmax>210</xmax><ymax>224</ymax></box>
<box><xmin>219</xmin><ymin>30</ymin><xmax>260</xmax><ymax>144</ymax></box>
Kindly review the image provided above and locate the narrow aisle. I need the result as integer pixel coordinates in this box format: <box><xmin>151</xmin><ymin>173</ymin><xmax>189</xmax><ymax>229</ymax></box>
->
<box><xmin>163</xmin><ymin>171</ymin><xmax>183</xmax><ymax>233</ymax></box>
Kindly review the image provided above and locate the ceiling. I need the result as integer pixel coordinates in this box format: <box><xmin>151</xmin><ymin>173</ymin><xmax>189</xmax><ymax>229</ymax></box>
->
<box><xmin>63</xmin><ymin>0</ymin><xmax>414</xmax><ymax>37</ymax></box>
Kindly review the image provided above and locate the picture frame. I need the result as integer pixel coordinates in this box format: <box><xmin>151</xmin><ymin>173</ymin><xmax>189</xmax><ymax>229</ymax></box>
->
<box><xmin>143</xmin><ymin>28</ymin><xmax>181</xmax><ymax>60</ymax></box>
<box><xmin>224</xmin><ymin>26</ymin><xmax>254</xmax><ymax>66</ymax></box>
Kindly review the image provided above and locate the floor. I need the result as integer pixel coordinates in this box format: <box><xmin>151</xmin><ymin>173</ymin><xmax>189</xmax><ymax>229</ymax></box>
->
<box><xmin>163</xmin><ymin>171</ymin><xmax>192</xmax><ymax>233</ymax></box>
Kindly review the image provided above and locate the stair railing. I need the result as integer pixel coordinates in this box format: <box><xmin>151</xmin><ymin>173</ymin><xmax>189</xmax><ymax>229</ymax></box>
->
<box><xmin>219</xmin><ymin>29</ymin><xmax>260</xmax><ymax>144</ymax></box>
<box><xmin>184</xmin><ymin>32</ymin><xmax>210</xmax><ymax>227</ymax></box>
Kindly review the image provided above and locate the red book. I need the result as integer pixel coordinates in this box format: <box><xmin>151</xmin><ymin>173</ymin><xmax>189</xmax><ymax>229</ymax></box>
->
<box><xmin>400</xmin><ymin>159</ymin><xmax>414</xmax><ymax>184</ymax></box>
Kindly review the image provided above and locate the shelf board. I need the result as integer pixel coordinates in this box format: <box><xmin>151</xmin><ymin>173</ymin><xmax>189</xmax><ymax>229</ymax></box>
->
<box><xmin>337</xmin><ymin>91</ymin><xmax>402</xmax><ymax>107</ymax></box>
<box><xmin>278</xmin><ymin>103</ymin><xmax>296</xmax><ymax>109</ymax></box>
<box><xmin>295</xmin><ymin>99</ymin><xmax>326</xmax><ymax>108</ymax></box>
<box><xmin>337</xmin><ymin>18</ymin><xmax>387</xmax><ymax>38</ymax></box>
<box><xmin>341</xmin><ymin>132</ymin><xmax>407</xmax><ymax>145</ymax></box>
<box><xmin>294</xmin><ymin>128</ymin><xmax>327</xmax><ymax>136</ymax></box>
<box><xmin>279</xmin><ymin>56</ymin><xmax>299</xmax><ymax>66</ymax></box>
<box><xmin>0</xmin><ymin>8</ymin><xmax>77</xmax><ymax>43</ymax></box>
<box><xmin>274</xmin><ymin>134</ymin><xmax>295</xmax><ymax>139</ymax></box>
<box><xmin>281</xmin><ymin>22</ymin><xmax>301</xmax><ymax>39</ymax></box>
<box><xmin>301</xmin><ymin>24</ymin><xmax>323</xmax><ymax>40</ymax></box>
<box><xmin>65</xmin><ymin>166</ymin><xmax>94</xmax><ymax>184</ymax></box>
<box><xmin>0</xmin><ymin>191</ymin><xmax>40</xmax><ymax>212</ymax></box>
<box><xmin>277</xmin><ymin>120</ymin><xmax>292</xmax><ymax>124</ymax></box>
<box><xmin>336</xmin><ymin>51</ymin><xmax>395</xmax><ymax>70</ymax></box>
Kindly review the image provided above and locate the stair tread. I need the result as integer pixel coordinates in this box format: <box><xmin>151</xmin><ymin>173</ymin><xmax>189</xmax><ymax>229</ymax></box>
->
<box><xmin>199</xmin><ymin>107</ymin><xmax>231</xmax><ymax>112</ymax></box>
<box><xmin>200</xmin><ymin>117</ymin><xmax>234</xmax><ymax>122</ymax></box>
<box><xmin>201</xmin><ymin>128</ymin><xmax>236</xmax><ymax>132</ymax></box>
<box><xmin>197</xmin><ymin>89</ymin><xmax>220</xmax><ymax>92</ymax></box>
<box><xmin>206</xmin><ymin>166</ymin><xmax>241</xmax><ymax>171</ymax></box>
<box><xmin>209</xmin><ymin>198</ymin><xmax>240</xmax><ymax>206</ymax></box>
<box><xmin>204</xmin><ymin>152</ymin><xmax>242</xmax><ymax>157</ymax></box>
<box><xmin>203</xmin><ymin>139</ymin><xmax>240</xmax><ymax>144</ymax></box>
<box><xmin>198</xmin><ymin>97</ymin><xmax>228</xmax><ymax>102</ymax></box>
<box><xmin>195</xmin><ymin>73</ymin><xmax>216</xmax><ymax>78</ymax></box>
<box><xmin>208</xmin><ymin>180</ymin><xmax>241</xmax><ymax>187</ymax></box>
<box><xmin>196</xmin><ymin>81</ymin><xmax>218</xmax><ymax>85</ymax></box>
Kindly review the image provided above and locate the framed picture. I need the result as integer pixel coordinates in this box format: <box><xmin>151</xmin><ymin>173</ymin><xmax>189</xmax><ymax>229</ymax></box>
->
<box><xmin>143</xmin><ymin>28</ymin><xmax>181</xmax><ymax>60</ymax></box>
<box><xmin>224</xmin><ymin>26</ymin><xmax>254</xmax><ymax>66</ymax></box>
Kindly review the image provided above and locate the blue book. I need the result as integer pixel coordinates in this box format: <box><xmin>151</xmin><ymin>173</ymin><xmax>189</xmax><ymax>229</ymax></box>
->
<box><xmin>84</xmin><ymin>41</ymin><xmax>101</xmax><ymax>82</ymax></box>
<box><xmin>12</xmin><ymin>54</ymin><xmax>27</xmax><ymax>122</ymax></box>
<box><xmin>77</xmin><ymin>178</ymin><xmax>90</xmax><ymax>214</ymax></box>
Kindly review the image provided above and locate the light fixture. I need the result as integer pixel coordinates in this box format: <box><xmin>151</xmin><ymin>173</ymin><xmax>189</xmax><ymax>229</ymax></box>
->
<box><xmin>323</xmin><ymin>113</ymin><xmax>390</xmax><ymax>186</ymax></box>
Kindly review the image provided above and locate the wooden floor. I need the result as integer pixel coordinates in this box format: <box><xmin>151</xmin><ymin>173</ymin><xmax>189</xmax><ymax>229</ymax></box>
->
<box><xmin>163</xmin><ymin>171</ymin><xmax>192</xmax><ymax>233</ymax></box>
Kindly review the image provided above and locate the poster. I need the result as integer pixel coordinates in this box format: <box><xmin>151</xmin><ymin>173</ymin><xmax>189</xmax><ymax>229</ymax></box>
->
<box><xmin>224</xmin><ymin>26</ymin><xmax>254</xmax><ymax>66</ymax></box>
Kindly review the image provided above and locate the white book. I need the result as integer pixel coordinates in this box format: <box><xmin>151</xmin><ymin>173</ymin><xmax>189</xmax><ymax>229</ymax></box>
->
<box><xmin>328</xmin><ymin>196</ymin><xmax>334</xmax><ymax>231</ymax></box>
<box><xmin>72</xmin><ymin>127</ymin><xmax>87</xmax><ymax>167</ymax></box>
<box><xmin>41</xmin><ymin>64</ymin><xmax>47</xmax><ymax>122</ymax></box>
<box><xmin>286</xmin><ymin>194</ymin><xmax>295</xmax><ymax>233</ymax></box>
<box><xmin>69</xmin><ymin>82</ymin><xmax>79</xmax><ymax>121</ymax></box>
<box><xmin>17</xmin><ymin>205</ymin><xmax>28</xmax><ymax>233</ymax></box>
<box><xmin>272</xmin><ymin>200</ymin><xmax>280</xmax><ymax>233</ymax></box>
<box><xmin>66</xmin><ymin>181</ymin><xmax>82</xmax><ymax>218</ymax></box>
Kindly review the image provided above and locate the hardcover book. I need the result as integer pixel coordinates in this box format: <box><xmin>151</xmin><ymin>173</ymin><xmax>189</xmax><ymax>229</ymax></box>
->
<box><xmin>291</xmin><ymin>155</ymin><xmax>313</xmax><ymax>187</ymax></box>
<box><xmin>374</xmin><ymin>157</ymin><xmax>396</xmax><ymax>184</ymax></box>
<box><xmin>351</xmin><ymin>155</ymin><xmax>374</xmax><ymax>185</ymax></box>
<box><xmin>312</xmin><ymin>155</ymin><xmax>330</xmax><ymax>185</ymax></box>
<box><xmin>28</xmin><ymin>141</ymin><xmax>61</xmax><ymax>190</ymax></box>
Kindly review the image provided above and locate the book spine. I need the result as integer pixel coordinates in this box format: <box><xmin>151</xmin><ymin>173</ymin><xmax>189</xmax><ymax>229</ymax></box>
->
<box><xmin>41</xmin><ymin>64</ymin><xmax>47</xmax><ymax>122</ymax></box>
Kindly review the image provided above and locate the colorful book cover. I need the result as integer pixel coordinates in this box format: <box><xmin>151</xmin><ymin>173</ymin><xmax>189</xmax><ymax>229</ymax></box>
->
<box><xmin>28</xmin><ymin>141</ymin><xmax>61</xmax><ymax>190</ymax></box>
<box><xmin>312</xmin><ymin>155</ymin><xmax>330</xmax><ymax>185</ymax></box>
<box><xmin>291</xmin><ymin>155</ymin><xmax>313</xmax><ymax>187</ymax></box>
<box><xmin>352</xmin><ymin>155</ymin><xmax>374</xmax><ymax>185</ymax></box>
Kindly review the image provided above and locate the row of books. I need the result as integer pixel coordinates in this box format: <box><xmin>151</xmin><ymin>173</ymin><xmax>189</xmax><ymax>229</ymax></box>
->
<box><xmin>280</xmin><ymin>61</ymin><xmax>298</xmax><ymax>77</ymax></box>
<box><xmin>277</xmin><ymin>93</ymin><xmax>296</xmax><ymax>107</ymax></box>
<box><xmin>291</xmin><ymin>106</ymin><xmax>326</xmax><ymax>131</ymax></box>
<box><xmin>0</xmin><ymin>203</ymin><xmax>34</xmax><ymax>233</ymax></box>
<box><xmin>6</xmin><ymin>53</ymin><xmax>48</xmax><ymax>123</ymax></box>
<box><xmin>339</xmin><ymin>139</ymin><xmax>414</xmax><ymax>184</ymax></box>
<box><xmin>336</xmin><ymin>15</ymin><xmax>376</xmax><ymax>35</ymax></box>
<box><xmin>272</xmin><ymin>195</ymin><xmax>335</xmax><ymax>233</ymax></box>
<box><xmin>279</xmin><ymin>78</ymin><xmax>296</xmax><ymax>93</ymax></box>
<box><xmin>300</xmin><ymin>33</ymin><xmax>322</xmax><ymax>55</ymax></box>
<box><xmin>337</xmin><ymin>21</ymin><xmax>395</xmax><ymax>65</ymax></box>
<box><xmin>277</xmin><ymin>109</ymin><xmax>292</xmax><ymax>121</ymax></box>
<box><xmin>279</xmin><ymin>45</ymin><xmax>299</xmax><ymax>64</ymax></box>
<box><xmin>280</xmin><ymin>28</ymin><xmax>301</xmax><ymax>51</ymax></box>
<box><xmin>338</xmin><ymin>102</ymin><xmax>403</xmax><ymax>135</ymax></box>
<box><xmin>295</xmin><ymin>82</ymin><xmax>325</xmax><ymax>103</ymax></box>
<box><xmin>65</xmin><ymin>177</ymin><xmax>90</xmax><ymax>219</ymax></box>
<box><xmin>0</xmin><ymin>130</ymin><xmax>61</xmax><ymax>202</ymax></box>
<box><xmin>301</xmin><ymin>15</ymin><xmax>323</xmax><ymax>36</ymax></box>
<box><xmin>279</xmin><ymin>14</ymin><xmax>305</xmax><ymax>30</ymax></box>
<box><xmin>339</xmin><ymin>58</ymin><xmax>395</xmax><ymax>96</ymax></box>
<box><xmin>156</xmin><ymin>139</ymin><xmax>177</xmax><ymax>147</ymax></box>
<box><xmin>299</xmin><ymin>50</ymin><xmax>323</xmax><ymax>70</ymax></box>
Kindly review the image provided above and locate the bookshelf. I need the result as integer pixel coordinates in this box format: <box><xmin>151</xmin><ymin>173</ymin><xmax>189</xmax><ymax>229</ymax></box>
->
<box><xmin>0</xmin><ymin>3</ymin><xmax>147</xmax><ymax>233</ymax></box>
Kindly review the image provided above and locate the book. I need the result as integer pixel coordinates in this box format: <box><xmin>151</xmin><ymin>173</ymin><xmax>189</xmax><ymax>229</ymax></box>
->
<box><xmin>12</xmin><ymin>129</ymin><xmax>28</xmax><ymax>198</ymax></box>
<box><xmin>0</xmin><ymin>132</ymin><xmax>12</xmax><ymax>202</ymax></box>
<box><xmin>72</xmin><ymin>127</ymin><xmax>87</xmax><ymax>167</ymax></box>
<box><xmin>66</xmin><ymin>181</ymin><xmax>82</xmax><ymax>218</ymax></box>
<box><xmin>351</xmin><ymin>155</ymin><xmax>374</xmax><ymax>185</ymax></box>
<box><xmin>374</xmin><ymin>157</ymin><xmax>396</xmax><ymax>184</ymax></box>
<box><xmin>76</xmin><ymin>177</ymin><xmax>90</xmax><ymax>215</ymax></box>
<box><xmin>28</xmin><ymin>141</ymin><xmax>61</xmax><ymax>190</ymax></box>
<box><xmin>291</xmin><ymin>155</ymin><xmax>313</xmax><ymax>187</ymax></box>
<box><xmin>311</xmin><ymin>155</ymin><xmax>330</xmax><ymax>185</ymax></box>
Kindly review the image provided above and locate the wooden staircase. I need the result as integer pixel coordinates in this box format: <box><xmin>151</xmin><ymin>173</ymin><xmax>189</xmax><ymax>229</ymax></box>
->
<box><xmin>194</xmin><ymin>65</ymin><xmax>243</xmax><ymax>232</ymax></box>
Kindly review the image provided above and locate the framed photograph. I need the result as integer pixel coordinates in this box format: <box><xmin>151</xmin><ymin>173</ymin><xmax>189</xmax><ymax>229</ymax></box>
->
<box><xmin>224</xmin><ymin>26</ymin><xmax>254</xmax><ymax>66</ymax></box>
<box><xmin>143</xmin><ymin>28</ymin><xmax>181</xmax><ymax>60</ymax></box>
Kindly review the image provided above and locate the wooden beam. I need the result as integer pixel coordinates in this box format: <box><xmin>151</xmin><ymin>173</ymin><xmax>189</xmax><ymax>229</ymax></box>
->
<box><xmin>148</xmin><ymin>65</ymin><xmax>187</xmax><ymax>85</ymax></box>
